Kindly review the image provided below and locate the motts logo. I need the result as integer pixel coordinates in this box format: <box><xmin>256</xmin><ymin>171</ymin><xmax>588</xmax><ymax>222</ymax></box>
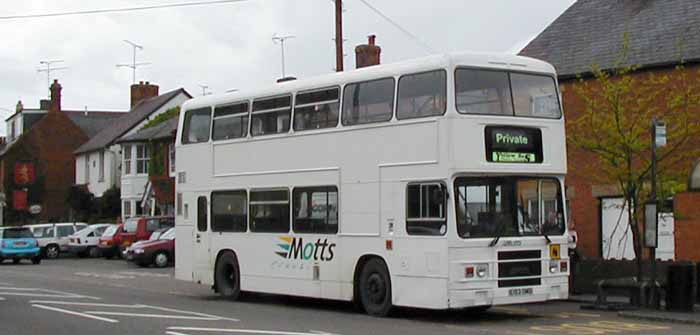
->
<box><xmin>276</xmin><ymin>236</ymin><xmax>336</xmax><ymax>261</ymax></box>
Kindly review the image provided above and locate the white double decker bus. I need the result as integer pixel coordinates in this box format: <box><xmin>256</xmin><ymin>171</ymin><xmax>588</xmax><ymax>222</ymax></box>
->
<box><xmin>175</xmin><ymin>52</ymin><xmax>569</xmax><ymax>316</ymax></box>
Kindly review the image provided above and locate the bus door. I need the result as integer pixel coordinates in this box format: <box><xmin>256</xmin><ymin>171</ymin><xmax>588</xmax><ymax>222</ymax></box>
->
<box><xmin>193</xmin><ymin>195</ymin><xmax>212</xmax><ymax>284</ymax></box>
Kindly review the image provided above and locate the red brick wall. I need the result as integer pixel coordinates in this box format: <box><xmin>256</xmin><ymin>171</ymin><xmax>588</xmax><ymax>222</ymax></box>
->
<box><xmin>561</xmin><ymin>64</ymin><xmax>700</xmax><ymax>259</ymax></box>
<box><xmin>673</xmin><ymin>192</ymin><xmax>700</xmax><ymax>261</ymax></box>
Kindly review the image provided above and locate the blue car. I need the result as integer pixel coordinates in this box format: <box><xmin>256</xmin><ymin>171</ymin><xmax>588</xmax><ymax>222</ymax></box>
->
<box><xmin>0</xmin><ymin>227</ymin><xmax>42</xmax><ymax>264</ymax></box>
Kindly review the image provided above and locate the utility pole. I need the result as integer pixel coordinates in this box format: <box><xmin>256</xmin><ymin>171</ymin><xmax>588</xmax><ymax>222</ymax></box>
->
<box><xmin>334</xmin><ymin>0</ymin><xmax>344</xmax><ymax>72</ymax></box>
<box><xmin>37</xmin><ymin>60</ymin><xmax>68</xmax><ymax>97</ymax></box>
<box><xmin>272</xmin><ymin>34</ymin><xmax>295</xmax><ymax>78</ymax></box>
<box><xmin>116</xmin><ymin>40</ymin><xmax>150</xmax><ymax>84</ymax></box>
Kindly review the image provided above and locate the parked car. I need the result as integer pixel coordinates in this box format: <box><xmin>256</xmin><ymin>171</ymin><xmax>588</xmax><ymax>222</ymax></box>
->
<box><xmin>124</xmin><ymin>227</ymin><xmax>169</xmax><ymax>259</ymax></box>
<box><xmin>67</xmin><ymin>224</ymin><xmax>115</xmax><ymax>258</ymax></box>
<box><xmin>126</xmin><ymin>227</ymin><xmax>175</xmax><ymax>268</ymax></box>
<box><xmin>98</xmin><ymin>224</ymin><xmax>122</xmax><ymax>259</ymax></box>
<box><xmin>99</xmin><ymin>216</ymin><xmax>174</xmax><ymax>259</ymax></box>
<box><xmin>115</xmin><ymin>216</ymin><xmax>174</xmax><ymax>256</ymax></box>
<box><xmin>0</xmin><ymin>227</ymin><xmax>42</xmax><ymax>264</ymax></box>
<box><xmin>26</xmin><ymin>223</ymin><xmax>88</xmax><ymax>259</ymax></box>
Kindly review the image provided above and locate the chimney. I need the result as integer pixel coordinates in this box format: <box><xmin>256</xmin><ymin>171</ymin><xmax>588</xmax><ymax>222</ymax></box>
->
<box><xmin>355</xmin><ymin>35</ymin><xmax>381</xmax><ymax>68</ymax></box>
<box><xmin>49</xmin><ymin>79</ymin><xmax>62</xmax><ymax>113</ymax></box>
<box><xmin>16</xmin><ymin>100</ymin><xmax>24</xmax><ymax>114</ymax></box>
<box><xmin>130</xmin><ymin>81</ymin><xmax>159</xmax><ymax>108</ymax></box>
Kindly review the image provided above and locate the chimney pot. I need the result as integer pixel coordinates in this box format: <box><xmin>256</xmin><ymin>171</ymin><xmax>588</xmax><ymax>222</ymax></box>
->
<box><xmin>130</xmin><ymin>81</ymin><xmax>159</xmax><ymax>108</ymax></box>
<box><xmin>355</xmin><ymin>34</ymin><xmax>381</xmax><ymax>69</ymax></box>
<box><xmin>16</xmin><ymin>100</ymin><xmax>23</xmax><ymax>114</ymax></box>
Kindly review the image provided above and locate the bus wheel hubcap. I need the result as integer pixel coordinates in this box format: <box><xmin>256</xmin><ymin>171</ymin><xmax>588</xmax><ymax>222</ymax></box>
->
<box><xmin>367</xmin><ymin>274</ymin><xmax>385</xmax><ymax>304</ymax></box>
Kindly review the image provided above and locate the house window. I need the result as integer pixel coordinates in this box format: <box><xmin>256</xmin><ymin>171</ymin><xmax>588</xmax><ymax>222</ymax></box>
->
<box><xmin>123</xmin><ymin>201</ymin><xmax>132</xmax><ymax>218</ymax></box>
<box><xmin>136</xmin><ymin>144</ymin><xmax>149</xmax><ymax>174</ymax></box>
<box><xmin>169</xmin><ymin>143</ymin><xmax>175</xmax><ymax>173</ymax></box>
<box><xmin>10</xmin><ymin>120</ymin><xmax>15</xmax><ymax>140</ymax></box>
<box><xmin>123</xmin><ymin>145</ymin><xmax>132</xmax><ymax>175</ymax></box>
<box><xmin>85</xmin><ymin>154</ymin><xmax>90</xmax><ymax>183</ymax></box>
<box><xmin>98</xmin><ymin>150</ymin><xmax>105</xmax><ymax>182</ymax></box>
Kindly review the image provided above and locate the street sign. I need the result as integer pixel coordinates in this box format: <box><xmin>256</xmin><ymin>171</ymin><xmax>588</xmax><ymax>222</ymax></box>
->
<box><xmin>644</xmin><ymin>201</ymin><xmax>658</xmax><ymax>248</ymax></box>
<box><xmin>29</xmin><ymin>204</ymin><xmax>42</xmax><ymax>215</ymax></box>
<box><xmin>655</xmin><ymin>121</ymin><xmax>667</xmax><ymax>147</ymax></box>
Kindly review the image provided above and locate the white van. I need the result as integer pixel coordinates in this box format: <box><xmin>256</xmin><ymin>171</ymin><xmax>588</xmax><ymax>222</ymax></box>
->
<box><xmin>25</xmin><ymin>223</ymin><xmax>88</xmax><ymax>259</ymax></box>
<box><xmin>67</xmin><ymin>224</ymin><xmax>114</xmax><ymax>258</ymax></box>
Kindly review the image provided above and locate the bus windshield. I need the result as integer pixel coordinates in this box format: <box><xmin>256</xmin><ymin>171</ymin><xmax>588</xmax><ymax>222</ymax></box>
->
<box><xmin>455</xmin><ymin>69</ymin><xmax>561</xmax><ymax>118</ymax></box>
<box><xmin>454</xmin><ymin>177</ymin><xmax>565</xmax><ymax>239</ymax></box>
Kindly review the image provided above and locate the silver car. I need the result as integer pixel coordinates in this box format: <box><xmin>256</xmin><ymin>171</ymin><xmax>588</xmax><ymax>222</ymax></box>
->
<box><xmin>25</xmin><ymin>223</ymin><xmax>88</xmax><ymax>259</ymax></box>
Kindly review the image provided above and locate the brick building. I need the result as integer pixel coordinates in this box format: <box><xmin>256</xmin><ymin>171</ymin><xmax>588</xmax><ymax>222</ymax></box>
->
<box><xmin>0</xmin><ymin>81</ymin><xmax>124</xmax><ymax>223</ymax></box>
<box><xmin>520</xmin><ymin>0</ymin><xmax>700</xmax><ymax>261</ymax></box>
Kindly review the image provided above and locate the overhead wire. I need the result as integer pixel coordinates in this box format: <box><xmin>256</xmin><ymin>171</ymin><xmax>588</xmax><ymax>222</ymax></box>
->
<box><xmin>356</xmin><ymin>0</ymin><xmax>435</xmax><ymax>55</ymax></box>
<box><xmin>0</xmin><ymin>0</ymin><xmax>248</xmax><ymax>20</ymax></box>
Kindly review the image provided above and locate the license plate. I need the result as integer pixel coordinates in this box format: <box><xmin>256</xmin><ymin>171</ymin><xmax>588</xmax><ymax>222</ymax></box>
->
<box><xmin>15</xmin><ymin>242</ymin><xmax>27</xmax><ymax>246</ymax></box>
<box><xmin>508</xmin><ymin>288</ymin><xmax>533</xmax><ymax>296</ymax></box>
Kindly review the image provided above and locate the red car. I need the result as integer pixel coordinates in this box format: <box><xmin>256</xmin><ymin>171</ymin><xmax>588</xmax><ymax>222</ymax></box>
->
<box><xmin>126</xmin><ymin>227</ymin><xmax>175</xmax><ymax>267</ymax></box>
<box><xmin>98</xmin><ymin>224</ymin><xmax>123</xmax><ymax>259</ymax></box>
<box><xmin>99</xmin><ymin>216</ymin><xmax>174</xmax><ymax>259</ymax></box>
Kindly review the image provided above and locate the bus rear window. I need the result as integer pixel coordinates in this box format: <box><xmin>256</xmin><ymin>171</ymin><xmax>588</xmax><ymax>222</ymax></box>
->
<box><xmin>182</xmin><ymin>108</ymin><xmax>212</xmax><ymax>144</ymax></box>
<box><xmin>342</xmin><ymin>77</ymin><xmax>395</xmax><ymax>126</ymax></box>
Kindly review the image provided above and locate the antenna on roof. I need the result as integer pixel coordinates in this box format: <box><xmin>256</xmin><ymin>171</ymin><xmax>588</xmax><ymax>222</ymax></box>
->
<box><xmin>199</xmin><ymin>84</ymin><xmax>211</xmax><ymax>96</ymax></box>
<box><xmin>37</xmin><ymin>60</ymin><xmax>68</xmax><ymax>97</ymax></box>
<box><xmin>272</xmin><ymin>33</ymin><xmax>295</xmax><ymax>78</ymax></box>
<box><xmin>116</xmin><ymin>40</ymin><xmax>151</xmax><ymax>84</ymax></box>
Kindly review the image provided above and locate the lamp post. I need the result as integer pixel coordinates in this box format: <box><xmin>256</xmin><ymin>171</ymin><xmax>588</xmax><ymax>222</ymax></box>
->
<box><xmin>646</xmin><ymin>117</ymin><xmax>666</xmax><ymax>308</ymax></box>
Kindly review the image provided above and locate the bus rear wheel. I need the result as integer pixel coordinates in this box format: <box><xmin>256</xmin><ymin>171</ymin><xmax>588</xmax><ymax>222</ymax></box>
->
<box><xmin>215</xmin><ymin>252</ymin><xmax>241</xmax><ymax>300</ymax></box>
<box><xmin>359</xmin><ymin>258</ymin><xmax>393</xmax><ymax>317</ymax></box>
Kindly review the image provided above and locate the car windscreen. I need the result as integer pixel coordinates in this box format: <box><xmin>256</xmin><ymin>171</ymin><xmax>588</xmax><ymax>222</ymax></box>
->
<box><xmin>3</xmin><ymin>228</ymin><xmax>34</xmax><ymax>239</ymax></box>
<box><xmin>124</xmin><ymin>219</ymin><xmax>139</xmax><ymax>233</ymax></box>
<box><xmin>102</xmin><ymin>225</ymin><xmax>118</xmax><ymax>237</ymax></box>
<box><xmin>160</xmin><ymin>228</ymin><xmax>175</xmax><ymax>240</ymax></box>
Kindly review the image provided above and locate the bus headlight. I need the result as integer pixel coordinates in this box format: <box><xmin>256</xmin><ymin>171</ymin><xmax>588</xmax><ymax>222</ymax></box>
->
<box><xmin>476</xmin><ymin>264</ymin><xmax>489</xmax><ymax>278</ymax></box>
<box><xmin>549</xmin><ymin>260</ymin><xmax>559</xmax><ymax>273</ymax></box>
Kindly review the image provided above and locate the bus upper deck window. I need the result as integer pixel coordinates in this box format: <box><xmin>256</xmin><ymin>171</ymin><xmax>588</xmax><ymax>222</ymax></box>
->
<box><xmin>510</xmin><ymin>73</ymin><xmax>561</xmax><ymax>119</ymax></box>
<box><xmin>182</xmin><ymin>108</ymin><xmax>212</xmax><ymax>144</ymax></box>
<box><xmin>251</xmin><ymin>95</ymin><xmax>292</xmax><ymax>136</ymax></box>
<box><xmin>397</xmin><ymin>70</ymin><xmax>447</xmax><ymax>120</ymax></box>
<box><xmin>213</xmin><ymin>102</ymin><xmax>249</xmax><ymax>141</ymax></box>
<box><xmin>342</xmin><ymin>77</ymin><xmax>395</xmax><ymax>126</ymax></box>
<box><xmin>455</xmin><ymin>69</ymin><xmax>512</xmax><ymax>116</ymax></box>
<box><xmin>293</xmin><ymin>87</ymin><xmax>340</xmax><ymax>131</ymax></box>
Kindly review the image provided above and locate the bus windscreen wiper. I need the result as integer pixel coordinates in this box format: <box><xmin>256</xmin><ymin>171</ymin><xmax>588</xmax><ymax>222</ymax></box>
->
<box><xmin>541</xmin><ymin>230</ymin><xmax>552</xmax><ymax>245</ymax></box>
<box><xmin>489</xmin><ymin>222</ymin><xmax>504</xmax><ymax>247</ymax></box>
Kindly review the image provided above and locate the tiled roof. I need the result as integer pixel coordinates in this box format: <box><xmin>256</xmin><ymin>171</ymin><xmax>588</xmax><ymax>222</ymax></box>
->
<box><xmin>74</xmin><ymin>88</ymin><xmax>190</xmax><ymax>154</ymax></box>
<box><xmin>65</xmin><ymin>111</ymin><xmax>126</xmax><ymax>138</ymax></box>
<box><xmin>519</xmin><ymin>0</ymin><xmax>700</xmax><ymax>78</ymax></box>
<box><xmin>117</xmin><ymin>117</ymin><xmax>178</xmax><ymax>143</ymax></box>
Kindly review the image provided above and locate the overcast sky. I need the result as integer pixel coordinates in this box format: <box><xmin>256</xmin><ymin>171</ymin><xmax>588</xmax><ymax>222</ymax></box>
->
<box><xmin>0</xmin><ymin>0</ymin><xmax>575</xmax><ymax>134</ymax></box>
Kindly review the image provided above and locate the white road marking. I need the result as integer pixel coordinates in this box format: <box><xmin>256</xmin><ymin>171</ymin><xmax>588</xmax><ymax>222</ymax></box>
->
<box><xmin>165</xmin><ymin>332</ymin><xmax>192</xmax><ymax>335</ymax></box>
<box><xmin>118</xmin><ymin>271</ymin><xmax>171</xmax><ymax>278</ymax></box>
<box><xmin>32</xmin><ymin>304</ymin><xmax>118</xmax><ymax>323</ymax></box>
<box><xmin>31</xmin><ymin>300</ymin><xmax>238</xmax><ymax>322</ymax></box>
<box><xmin>168</xmin><ymin>327</ymin><xmax>339</xmax><ymax>335</ymax></box>
<box><xmin>0</xmin><ymin>287</ymin><xmax>99</xmax><ymax>300</ymax></box>
<box><xmin>143</xmin><ymin>304</ymin><xmax>239</xmax><ymax>322</ymax></box>
<box><xmin>74</xmin><ymin>272</ymin><xmax>135</xmax><ymax>280</ymax></box>
<box><xmin>29</xmin><ymin>300</ymin><xmax>144</xmax><ymax>308</ymax></box>
<box><xmin>0</xmin><ymin>297</ymin><xmax>5</xmax><ymax>301</ymax></box>
<box><xmin>85</xmin><ymin>311</ymin><xmax>221</xmax><ymax>320</ymax></box>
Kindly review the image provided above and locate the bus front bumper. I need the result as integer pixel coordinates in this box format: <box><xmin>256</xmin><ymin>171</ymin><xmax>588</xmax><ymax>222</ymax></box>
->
<box><xmin>448</xmin><ymin>284</ymin><xmax>568</xmax><ymax>309</ymax></box>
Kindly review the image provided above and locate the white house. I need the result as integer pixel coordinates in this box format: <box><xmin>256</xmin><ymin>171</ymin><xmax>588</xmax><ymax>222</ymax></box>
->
<box><xmin>73</xmin><ymin>82</ymin><xmax>190</xmax><ymax>219</ymax></box>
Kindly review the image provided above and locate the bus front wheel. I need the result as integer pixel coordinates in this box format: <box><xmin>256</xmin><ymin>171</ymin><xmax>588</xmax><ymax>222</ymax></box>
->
<box><xmin>215</xmin><ymin>251</ymin><xmax>241</xmax><ymax>300</ymax></box>
<box><xmin>359</xmin><ymin>258</ymin><xmax>393</xmax><ymax>317</ymax></box>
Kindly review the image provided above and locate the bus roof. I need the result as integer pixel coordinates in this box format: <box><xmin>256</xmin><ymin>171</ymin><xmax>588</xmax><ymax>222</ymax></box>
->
<box><xmin>182</xmin><ymin>52</ymin><xmax>555</xmax><ymax>111</ymax></box>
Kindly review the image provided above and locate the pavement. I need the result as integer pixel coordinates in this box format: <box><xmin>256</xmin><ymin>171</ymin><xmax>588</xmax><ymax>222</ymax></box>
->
<box><xmin>1</xmin><ymin>257</ymin><xmax>699</xmax><ymax>335</ymax></box>
<box><xmin>570</xmin><ymin>294</ymin><xmax>700</xmax><ymax>325</ymax></box>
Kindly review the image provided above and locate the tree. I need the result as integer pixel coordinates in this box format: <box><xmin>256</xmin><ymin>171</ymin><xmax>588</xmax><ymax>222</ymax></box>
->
<box><xmin>568</xmin><ymin>39</ymin><xmax>700</xmax><ymax>280</ymax></box>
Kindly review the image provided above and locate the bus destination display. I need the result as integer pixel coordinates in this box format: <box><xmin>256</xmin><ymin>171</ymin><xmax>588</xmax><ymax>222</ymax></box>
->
<box><xmin>485</xmin><ymin>126</ymin><xmax>543</xmax><ymax>163</ymax></box>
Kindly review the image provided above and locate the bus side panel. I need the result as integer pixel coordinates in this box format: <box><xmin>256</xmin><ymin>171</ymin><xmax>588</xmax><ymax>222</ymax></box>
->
<box><xmin>175</xmin><ymin>224</ymin><xmax>194</xmax><ymax>282</ymax></box>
